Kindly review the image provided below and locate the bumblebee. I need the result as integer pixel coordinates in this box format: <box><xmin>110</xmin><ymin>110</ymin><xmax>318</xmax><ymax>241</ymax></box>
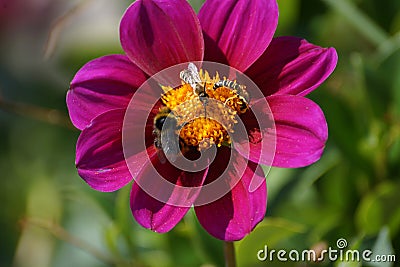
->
<box><xmin>153</xmin><ymin>107</ymin><xmax>180</xmax><ymax>163</ymax></box>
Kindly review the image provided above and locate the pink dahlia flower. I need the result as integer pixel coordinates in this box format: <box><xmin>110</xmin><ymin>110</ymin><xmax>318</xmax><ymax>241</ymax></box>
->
<box><xmin>67</xmin><ymin>0</ymin><xmax>337</xmax><ymax>241</ymax></box>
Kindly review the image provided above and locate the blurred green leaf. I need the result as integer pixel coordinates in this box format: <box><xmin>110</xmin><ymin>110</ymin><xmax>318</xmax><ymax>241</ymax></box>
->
<box><xmin>276</xmin><ymin>0</ymin><xmax>300</xmax><ymax>34</ymax></box>
<box><xmin>375</xmin><ymin>33</ymin><xmax>400</xmax><ymax>64</ymax></box>
<box><xmin>388</xmin><ymin>136</ymin><xmax>400</xmax><ymax>170</ymax></box>
<box><xmin>356</xmin><ymin>182</ymin><xmax>400</xmax><ymax>236</ymax></box>
<box><xmin>317</xmin><ymin>91</ymin><xmax>374</xmax><ymax>174</ymax></box>
<box><xmin>114</xmin><ymin>184</ymin><xmax>135</xmax><ymax>247</ymax></box>
<box><xmin>12</xmin><ymin>179</ymin><xmax>63</xmax><ymax>267</ymax></box>
<box><xmin>263</xmin><ymin>166</ymin><xmax>296</xmax><ymax>206</ymax></box>
<box><xmin>392</xmin><ymin>61</ymin><xmax>400</xmax><ymax>119</ymax></box>
<box><xmin>185</xmin><ymin>209</ymin><xmax>224</xmax><ymax>267</ymax></box>
<box><xmin>295</xmin><ymin>149</ymin><xmax>341</xmax><ymax>196</ymax></box>
<box><xmin>322</xmin><ymin>0</ymin><xmax>388</xmax><ymax>46</ymax></box>
<box><xmin>236</xmin><ymin>218</ymin><xmax>306</xmax><ymax>267</ymax></box>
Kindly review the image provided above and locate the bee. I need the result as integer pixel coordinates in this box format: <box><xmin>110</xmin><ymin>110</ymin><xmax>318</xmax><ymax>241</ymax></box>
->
<box><xmin>153</xmin><ymin>107</ymin><xmax>180</xmax><ymax>163</ymax></box>
<box><xmin>180</xmin><ymin>63</ymin><xmax>206</xmax><ymax>95</ymax></box>
<box><xmin>213</xmin><ymin>78</ymin><xmax>249</xmax><ymax>112</ymax></box>
<box><xmin>213</xmin><ymin>79</ymin><xmax>249</xmax><ymax>102</ymax></box>
<box><xmin>180</xmin><ymin>62</ymin><xmax>209</xmax><ymax>115</ymax></box>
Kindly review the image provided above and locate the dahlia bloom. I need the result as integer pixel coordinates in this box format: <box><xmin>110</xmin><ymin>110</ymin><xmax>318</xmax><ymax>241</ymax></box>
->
<box><xmin>67</xmin><ymin>0</ymin><xmax>337</xmax><ymax>241</ymax></box>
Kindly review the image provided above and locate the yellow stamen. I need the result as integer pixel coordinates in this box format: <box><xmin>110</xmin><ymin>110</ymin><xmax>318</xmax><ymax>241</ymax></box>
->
<box><xmin>158</xmin><ymin>69</ymin><xmax>249</xmax><ymax>150</ymax></box>
<box><xmin>179</xmin><ymin>117</ymin><xmax>230</xmax><ymax>150</ymax></box>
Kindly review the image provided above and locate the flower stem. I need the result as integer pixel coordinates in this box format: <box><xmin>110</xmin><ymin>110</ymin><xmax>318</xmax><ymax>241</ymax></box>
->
<box><xmin>224</xmin><ymin>242</ymin><xmax>236</xmax><ymax>267</ymax></box>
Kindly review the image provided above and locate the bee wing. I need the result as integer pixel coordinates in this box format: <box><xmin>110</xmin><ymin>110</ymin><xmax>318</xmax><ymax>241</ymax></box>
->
<box><xmin>180</xmin><ymin>63</ymin><xmax>202</xmax><ymax>91</ymax></box>
<box><xmin>188</xmin><ymin>63</ymin><xmax>202</xmax><ymax>83</ymax></box>
<box><xmin>161</xmin><ymin>129</ymin><xmax>179</xmax><ymax>162</ymax></box>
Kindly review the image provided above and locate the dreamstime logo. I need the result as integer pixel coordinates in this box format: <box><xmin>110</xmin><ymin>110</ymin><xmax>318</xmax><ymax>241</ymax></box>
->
<box><xmin>257</xmin><ymin>238</ymin><xmax>396</xmax><ymax>263</ymax></box>
<box><xmin>121</xmin><ymin>61</ymin><xmax>277</xmax><ymax>207</ymax></box>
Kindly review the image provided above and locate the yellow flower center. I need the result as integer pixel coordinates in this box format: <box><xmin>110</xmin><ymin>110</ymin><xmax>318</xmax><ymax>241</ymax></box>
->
<box><xmin>157</xmin><ymin>69</ymin><xmax>249</xmax><ymax>151</ymax></box>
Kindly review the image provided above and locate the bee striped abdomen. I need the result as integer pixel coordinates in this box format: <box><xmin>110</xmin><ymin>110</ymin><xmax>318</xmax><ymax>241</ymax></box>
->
<box><xmin>213</xmin><ymin>80</ymin><xmax>241</xmax><ymax>91</ymax></box>
<box><xmin>213</xmin><ymin>79</ymin><xmax>250</xmax><ymax>113</ymax></box>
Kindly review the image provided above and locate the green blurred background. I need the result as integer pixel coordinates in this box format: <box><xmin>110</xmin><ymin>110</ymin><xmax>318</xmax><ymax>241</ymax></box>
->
<box><xmin>0</xmin><ymin>0</ymin><xmax>399</xmax><ymax>266</ymax></box>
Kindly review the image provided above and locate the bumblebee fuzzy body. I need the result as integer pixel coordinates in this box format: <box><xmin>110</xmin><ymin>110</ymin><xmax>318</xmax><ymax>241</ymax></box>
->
<box><xmin>153</xmin><ymin>107</ymin><xmax>180</xmax><ymax>163</ymax></box>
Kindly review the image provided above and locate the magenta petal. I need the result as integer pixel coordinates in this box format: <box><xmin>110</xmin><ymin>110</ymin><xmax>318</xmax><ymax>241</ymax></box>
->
<box><xmin>131</xmin><ymin>182</ymin><xmax>189</xmax><ymax>233</ymax></box>
<box><xmin>268</xmin><ymin>95</ymin><xmax>328</xmax><ymax>167</ymax></box>
<box><xmin>67</xmin><ymin>55</ymin><xmax>147</xmax><ymax>130</ymax></box>
<box><xmin>195</xmin><ymin>151</ymin><xmax>266</xmax><ymax>241</ymax></box>
<box><xmin>131</xmin><ymin>155</ymin><xmax>208</xmax><ymax>233</ymax></box>
<box><xmin>76</xmin><ymin>109</ymin><xmax>154</xmax><ymax>192</ymax></box>
<box><xmin>246</xmin><ymin>36</ymin><xmax>338</xmax><ymax>97</ymax></box>
<box><xmin>120</xmin><ymin>0</ymin><xmax>204</xmax><ymax>76</ymax></box>
<box><xmin>199</xmin><ymin>0</ymin><xmax>278</xmax><ymax>72</ymax></box>
<box><xmin>237</xmin><ymin>95</ymin><xmax>327</xmax><ymax>167</ymax></box>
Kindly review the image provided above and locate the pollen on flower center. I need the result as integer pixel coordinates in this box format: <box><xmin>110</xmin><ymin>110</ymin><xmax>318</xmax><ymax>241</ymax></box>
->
<box><xmin>156</xmin><ymin>68</ymin><xmax>249</xmax><ymax>151</ymax></box>
<box><xmin>180</xmin><ymin>117</ymin><xmax>230</xmax><ymax>150</ymax></box>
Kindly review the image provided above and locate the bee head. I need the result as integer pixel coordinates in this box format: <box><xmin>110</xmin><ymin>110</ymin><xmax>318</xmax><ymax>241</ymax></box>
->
<box><xmin>154</xmin><ymin>107</ymin><xmax>176</xmax><ymax>131</ymax></box>
<box><xmin>155</xmin><ymin>115</ymin><xmax>166</xmax><ymax>130</ymax></box>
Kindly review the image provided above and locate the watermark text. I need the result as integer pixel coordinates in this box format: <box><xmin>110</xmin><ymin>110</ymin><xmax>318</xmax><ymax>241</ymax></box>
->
<box><xmin>257</xmin><ymin>238</ymin><xmax>396</xmax><ymax>263</ymax></box>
